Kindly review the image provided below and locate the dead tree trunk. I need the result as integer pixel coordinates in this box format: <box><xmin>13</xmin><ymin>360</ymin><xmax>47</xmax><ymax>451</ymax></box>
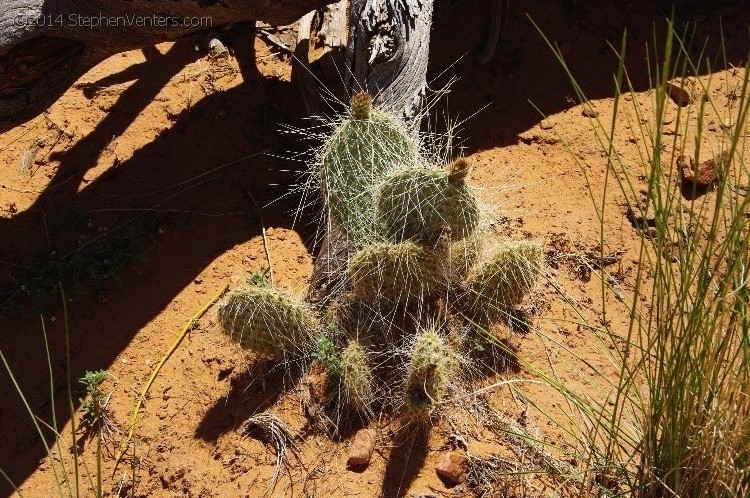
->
<box><xmin>348</xmin><ymin>0</ymin><xmax>433</xmax><ymax>121</ymax></box>
<box><xmin>0</xmin><ymin>0</ymin><xmax>337</xmax><ymax>132</ymax></box>
<box><xmin>306</xmin><ymin>0</ymin><xmax>434</xmax><ymax>306</ymax></box>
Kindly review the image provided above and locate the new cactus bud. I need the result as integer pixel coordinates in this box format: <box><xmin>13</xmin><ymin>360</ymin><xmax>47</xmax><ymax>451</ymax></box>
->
<box><xmin>350</xmin><ymin>91</ymin><xmax>372</xmax><ymax>120</ymax></box>
<box><xmin>447</xmin><ymin>158</ymin><xmax>471</xmax><ymax>183</ymax></box>
<box><xmin>340</xmin><ymin>340</ymin><xmax>374</xmax><ymax>411</ymax></box>
<box><xmin>218</xmin><ymin>284</ymin><xmax>319</xmax><ymax>358</ymax></box>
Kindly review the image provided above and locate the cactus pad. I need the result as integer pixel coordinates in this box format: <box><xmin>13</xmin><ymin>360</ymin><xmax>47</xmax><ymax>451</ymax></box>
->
<box><xmin>320</xmin><ymin>94</ymin><xmax>415</xmax><ymax>246</ymax></box>
<box><xmin>219</xmin><ymin>285</ymin><xmax>319</xmax><ymax>357</ymax></box>
<box><xmin>340</xmin><ymin>340</ymin><xmax>374</xmax><ymax>411</ymax></box>
<box><xmin>460</xmin><ymin>240</ymin><xmax>544</xmax><ymax>324</ymax></box>
<box><xmin>348</xmin><ymin>241</ymin><xmax>443</xmax><ymax>305</ymax></box>
<box><xmin>376</xmin><ymin>165</ymin><xmax>480</xmax><ymax>244</ymax></box>
<box><xmin>404</xmin><ymin>328</ymin><xmax>455</xmax><ymax>418</ymax></box>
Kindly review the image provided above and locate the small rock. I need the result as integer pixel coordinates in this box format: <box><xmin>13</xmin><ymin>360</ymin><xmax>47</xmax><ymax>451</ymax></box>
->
<box><xmin>679</xmin><ymin>153</ymin><xmax>726</xmax><ymax>187</ymax></box>
<box><xmin>626</xmin><ymin>202</ymin><xmax>656</xmax><ymax>230</ymax></box>
<box><xmin>662</xmin><ymin>115</ymin><xmax>674</xmax><ymax>125</ymax></box>
<box><xmin>668</xmin><ymin>83</ymin><xmax>693</xmax><ymax>106</ymax></box>
<box><xmin>539</xmin><ymin>119</ymin><xmax>554</xmax><ymax>130</ymax></box>
<box><xmin>347</xmin><ymin>428</ymin><xmax>377</xmax><ymax>467</ymax></box>
<box><xmin>435</xmin><ymin>452</ymin><xmax>469</xmax><ymax>486</ymax></box>
<box><xmin>721</xmin><ymin>118</ymin><xmax>734</xmax><ymax>130</ymax></box>
<box><xmin>582</xmin><ymin>106</ymin><xmax>598</xmax><ymax>118</ymax></box>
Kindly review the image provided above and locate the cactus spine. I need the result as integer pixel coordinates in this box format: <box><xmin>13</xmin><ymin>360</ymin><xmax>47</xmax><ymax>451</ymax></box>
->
<box><xmin>218</xmin><ymin>284</ymin><xmax>319</xmax><ymax>358</ymax></box>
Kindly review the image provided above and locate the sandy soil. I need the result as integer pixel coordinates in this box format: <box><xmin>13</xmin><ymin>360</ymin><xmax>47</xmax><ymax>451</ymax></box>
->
<box><xmin>1</xmin><ymin>1</ymin><xmax>747</xmax><ymax>497</ymax></box>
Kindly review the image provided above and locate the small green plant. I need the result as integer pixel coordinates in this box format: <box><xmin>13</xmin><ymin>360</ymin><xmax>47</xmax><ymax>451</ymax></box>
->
<box><xmin>79</xmin><ymin>370</ymin><xmax>113</xmax><ymax>498</ymax></box>
<box><xmin>19</xmin><ymin>219</ymin><xmax>152</xmax><ymax>305</ymax></box>
<box><xmin>246</xmin><ymin>268</ymin><xmax>271</xmax><ymax>287</ymax></box>
<box><xmin>314</xmin><ymin>325</ymin><xmax>342</xmax><ymax>378</ymax></box>
<box><xmin>79</xmin><ymin>370</ymin><xmax>111</xmax><ymax>423</ymax></box>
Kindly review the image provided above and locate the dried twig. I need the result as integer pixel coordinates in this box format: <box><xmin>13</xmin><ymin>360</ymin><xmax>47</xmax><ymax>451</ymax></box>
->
<box><xmin>243</xmin><ymin>188</ymin><xmax>274</xmax><ymax>285</ymax></box>
<box><xmin>113</xmin><ymin>284</ymin><xmax>229</xmax><ymax>474</ymax></box>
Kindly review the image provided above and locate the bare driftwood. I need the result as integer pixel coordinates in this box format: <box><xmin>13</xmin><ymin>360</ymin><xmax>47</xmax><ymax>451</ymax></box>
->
<box><xmin>0</xmin><ymin>0</ymin><xmax>337</xmax><ymax>132</ymax></box>
<box><xmin>307</xmin><ymin>0</ymin><xmax>435</xmax><ymax>305</ymax></box>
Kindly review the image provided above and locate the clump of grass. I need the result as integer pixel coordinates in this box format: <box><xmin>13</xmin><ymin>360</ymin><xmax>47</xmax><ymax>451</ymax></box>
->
<box><xmin>523</xmin><ymin>16</ymin><xmax>750</xmax><ymax>497</ymax></box>
<box><xmin>1</xmin><ymin>288</ymin><xmax>112</xmax><ymax>497</ymax></box>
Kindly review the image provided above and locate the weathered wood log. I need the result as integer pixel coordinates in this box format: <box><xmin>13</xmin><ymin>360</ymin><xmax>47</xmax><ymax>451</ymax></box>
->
<box><xmin>307</xmin><ymin>0</ymin><xmax>434</xmax><ymax>306</ymax></box>
<box><xmin>0</xmin><ymin>0</ymin><xmax>337</xmax><ymax>132</ymax></box>
<box><xmin>349</xmin><ymin>0</ymin><xmax>433</xmax><ymax>122</ymax></box>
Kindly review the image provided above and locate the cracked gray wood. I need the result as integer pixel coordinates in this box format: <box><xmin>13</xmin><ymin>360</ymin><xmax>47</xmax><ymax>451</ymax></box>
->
<box><xmin>0</xmin><ymin>0</ymin><xmax>338</xmax><ymax>131</ymax></box>
<box><xmin>308</xmin><ymin>0</ymin><xmax>435</xmax><ymax>306</ymax></box>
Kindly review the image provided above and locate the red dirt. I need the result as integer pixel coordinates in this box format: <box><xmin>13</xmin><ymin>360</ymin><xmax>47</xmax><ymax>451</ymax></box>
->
<box><xmin>1</xmin><ymin>1</ymin><xmax>747</xmax><ymax>497</ymax></box>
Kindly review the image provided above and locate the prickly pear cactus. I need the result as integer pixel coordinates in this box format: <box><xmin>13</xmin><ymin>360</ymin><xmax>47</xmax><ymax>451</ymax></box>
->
<box><xmin>218</xmin><ymin>284</ymin><xmax>319</xmax><ymax>358</ymax></box>
<box><xmin>219</xmin><ymin>91</ymin><xmax>545</xmax><ymax>429</ymax></box>
<box><xmin>320</xmin><ymin>92</ymin><xmax>416</xmax><ymax>247</ymax></box>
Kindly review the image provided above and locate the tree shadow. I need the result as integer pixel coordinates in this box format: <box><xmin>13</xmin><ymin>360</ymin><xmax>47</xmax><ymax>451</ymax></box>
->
<box><xmin>427</xmin><ymin>0</ymin><xmax>750</xmax><ymax>155</ymax></box>
<box><xmin>0</xmin><ymin>35</ymin><xmax>316</xmax><ymax>496</ymax></box>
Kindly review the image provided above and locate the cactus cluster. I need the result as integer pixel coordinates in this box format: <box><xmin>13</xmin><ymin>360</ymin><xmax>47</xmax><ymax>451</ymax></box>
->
<box><xmin>218</xmin><ymin>92</ymin><xmax>544</xmax><ymax>424</ymax></box>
